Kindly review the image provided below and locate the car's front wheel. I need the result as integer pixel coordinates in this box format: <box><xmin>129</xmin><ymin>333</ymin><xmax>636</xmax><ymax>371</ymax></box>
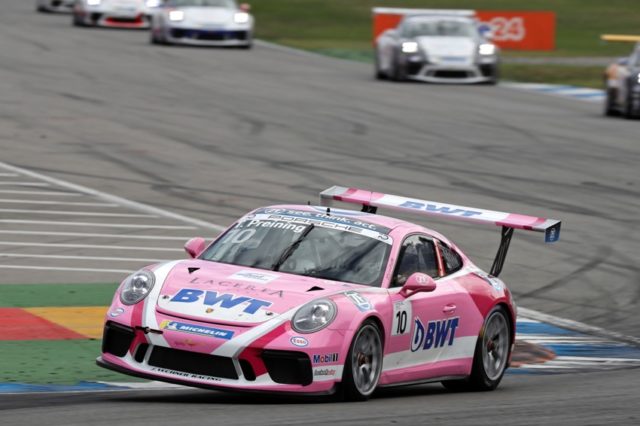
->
<box><xmin>341</xmin><ymin>320</ymin><xmax>383</xmax><ymax>401</ymax></box>
<box><xmin>442</xmin><ymin>306</ymin><xmax>511</xmax><ymax>392</ymax></box>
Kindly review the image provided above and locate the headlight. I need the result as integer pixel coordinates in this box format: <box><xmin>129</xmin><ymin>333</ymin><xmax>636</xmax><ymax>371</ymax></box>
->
<box><xmin>478</xmin><ymin>43</ymin><xmax>496</xmax><ymax>55</ymax></box>
<box><xmin>120</xmin><ymin>270</ymin><xmax>156</xmax><ymax>305</ymax></box>
<box><xmin>401</xmin><ymin>41</ymin><xmax>419</xmax><ymax>54</ymax></box>
<box><xmin>146</xmin><ymin>0</ymin><xmax>160</xmax><ymax>7</ymax></box>
<box><xmin>168</xmin><ymin>10</ymin><xmax>184</xmax><ymax>21</ymax></box>
<box><xmin>87</xmin><ymin>0</ymin><xmax>101</xmax><ymax>6</ymax></box>
<box><xmin>292</xmin><ymin>299</ymin><xmax>336</xmax><ymax>333</ymax></box>
<box><xmin>234</xmin><ymin>12</ymin><xmax>250</xmax><ymax>24</ymax></box>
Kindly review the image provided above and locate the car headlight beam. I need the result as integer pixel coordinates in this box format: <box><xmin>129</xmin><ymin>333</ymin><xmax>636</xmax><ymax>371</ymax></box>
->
<box><xmin>87</xmin><ymin>0</ymin><xmax>101</xmax><ymax>6</ymax></box>
<box><xmin>168</xmin><ymin>10</ymin><xmax>184</xmax><ymax>21</ymax></box>
<box><xmin>292</xmin><ymin>299</ymin><xmax>336</xmax><ymax>333</ymax></box>
<box><xmin>401</xmin><ymin>41</ymin><xmax>419</xmax><ymax>54</ymax></box>
<box><xmin>478</xmin><ymin>43</ymin><xmax>497</xmax><ymax>55</ymax></box>
<box><xmin>120</xmin><ymin>270</ymin><xmax>156</xmax><ymax>305</ymax></box>
<box><xmin>234</xmin><ymin>12</ymin><xmax>250</xmax><ymax>24</ymax></box>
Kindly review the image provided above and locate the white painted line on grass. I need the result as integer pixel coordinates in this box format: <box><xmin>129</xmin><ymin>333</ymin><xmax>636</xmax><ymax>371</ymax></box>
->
<box><xmin>0</xmin><ymin>190</ymin><xmax>82</xmax><ymax>196</ymax></box>
<box><xmin>0</xmin><ymin>199</ymin><xmax>117</xmax><ymax>207</ymax></box>
<box><xmin>0</xmin><ymin>253</ymin><xmax>167</xmax><ymax>262</ymax></box>
<box><xmin>0</xmin><ymin>220</ymin><xmax>196</xmax><ymax>229</ymax></box>
<box><xmin>0</xmin><ymin>182</ymin><xmax>50</xmax><ymax>187</ymax></box>
<box><xmin>0</xmin><ymin>242</ymin><xmax>183</xmax><ymax>252</ymax></box>
<box><xmin>0</xmin><ymin>265</ymin><xmax>133</xmax><ymax>273</ymax></box>
<box><xmin>0</xmin><ymin>209</ymin><xmax>156</xmax><ymax>217</ymax></box>
<box><xmin>0</xmin><ymin>230</ymin><xmax>193</xmax><ymax>240</ymax></box>
<box><xmin>0</xmin><ymin>161</ymin><xmax>226</xmax><ymax>232</ymax></box>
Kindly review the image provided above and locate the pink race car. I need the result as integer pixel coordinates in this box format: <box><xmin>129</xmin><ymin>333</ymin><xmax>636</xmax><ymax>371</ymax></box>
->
<box><xmin>97</xmin><ymin>186</ymin><xmax>561</xmax><ymax>400</ymax></box>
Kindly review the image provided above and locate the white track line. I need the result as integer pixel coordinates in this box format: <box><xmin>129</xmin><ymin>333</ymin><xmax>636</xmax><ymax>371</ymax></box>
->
<box><xmin>0</xmin><ymin>220</ymin><xmax>195</xmax><ymax>229</ymax></box>
<box><xmin>0</xmin><ymin>182</ymin><xmax>49</xmax><ymax>187</ymax></box>
<box><xmin>519</xmin><ymin>307</ymin><xmax>640</xmax><ymax>346</ymax></box>
<box><xmin>0</xmin><ymin>230</ymin><xmax>193</xmax><ymax>240</ymax></box>
<box><xmin>0</xmin><ymin>253</ymin><xmax>167</xmax><ymax>262</ymax></box>
<box><xmin>0</xmin><ymin>161</ymin><xmax>226</xmax><ymax>232</ymax></box>
<box><xmin>0</xmin><ymin>173</ymin><xmax>18</xmax><ymax>177</ymax></box>
<box><xmin>0</xmin><ymin>190</ymin><xmax>82</xmax><ymax>196</ymax></box>
<box><xmin>0</xmin><ymin>265</ymin><xmax>133</xmax><ymax>273</ymax></box>
<box><xmin>0</xmin><ymin>199</ymin><xmax>117</xmax><ymax>207</ymax></box>
<box><xmin>0</xmin><ymin>209</ymin><xmax>155</xmax><ymax>217</ymax></box>
<box><xmin>0</xmin><ymin>242</ymin><xmax>182</xmax><ymax>252</ymax></box>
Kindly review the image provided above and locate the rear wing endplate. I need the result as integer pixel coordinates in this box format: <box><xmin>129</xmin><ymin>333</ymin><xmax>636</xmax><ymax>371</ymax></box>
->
<box><xmin>320</xmin><ymin>186</ymin><xmax>561</xmax><ymax>276</ymax></box>
<box><xmin>601</xmin><ymin>34</ymin><xmax>640</xmax><ymax>43</ymax></box>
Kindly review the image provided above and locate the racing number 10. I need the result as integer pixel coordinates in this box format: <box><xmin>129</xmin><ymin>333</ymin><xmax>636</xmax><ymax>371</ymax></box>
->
<box><xmin>392</xmin><ymin>300</ymin><xmax>412</xmax><ymax>336</ymax></box>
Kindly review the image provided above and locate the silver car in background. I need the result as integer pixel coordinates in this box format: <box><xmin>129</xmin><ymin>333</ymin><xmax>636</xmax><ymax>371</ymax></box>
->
<box><xmin>150</xmin><ymin>0</ymin><xmax>253</xmax><ymax>48</ymax></box>
<box><xmin>72</xmin><ymin>0</ymin><xmax>158</xmax><ymax>28</ymax></box>
<box><xmin>37</xmin><ymin>0</ymin><xmax>75</xmax><ymax>13</ymax></box>
<box><xmin>375</xmin><ymin>14</ymin><xmax>499</xmax><ymax>84</ymax></box>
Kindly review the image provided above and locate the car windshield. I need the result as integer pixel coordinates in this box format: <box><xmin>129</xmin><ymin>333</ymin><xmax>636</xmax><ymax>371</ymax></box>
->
<box><xmin>165</xmin><ymin>0</ymin><xmax>235</xmax><ymax>7</ymax></box>
<box><xmin>403</xmin><ymin>19</ymin><xmax>477</xmax><ymax>38</ymax></box>
<box><xmin>200</xmin><ymin>212</ymin><xmax>392</xmax><ymax>287</ymax></box>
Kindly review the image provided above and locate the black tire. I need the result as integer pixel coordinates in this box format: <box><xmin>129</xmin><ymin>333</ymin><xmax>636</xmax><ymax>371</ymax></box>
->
<box><xmin>72</xmin><ymin>12</ymin><xmax>84</xmax><ymax>27</ymax></box>
<box><xmin>442</xmin><ymin>306</ymin><xmax>511</xmax><ymax>392</ymax></box>
<box><xmin>391</xmin><ymin>49</ymin><xmax>406</xmax><ymax>82</ymax></box>
<box><xmin>340</xmin><ymin>320</ymin><xmax>383</xmax><ymax>401</ymax></box>
<box><xmin>624</xmin><ymin>82</ymin><xmax>640</xmax><ymax>119</ymax></box>
<box><xmin>604</xmin><ymin>87</ymin><xmax>619</xmax><ymax>117</ymax></box>
<box><xmin>374</xmin><ymin>47</ymin><xmax>386</xmax><ymax>80</ymax></box>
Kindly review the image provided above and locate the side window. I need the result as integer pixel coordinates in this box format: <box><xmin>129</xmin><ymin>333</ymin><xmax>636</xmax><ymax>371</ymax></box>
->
<box><xmin>438</xmin><ymin>242</ymin><xmax>463</xmax><ymax>275</ymax></box>
<box><xmin>391</xmin><ymin>235</ymin><xmax>438</xmax><ymax>287</ymax></box>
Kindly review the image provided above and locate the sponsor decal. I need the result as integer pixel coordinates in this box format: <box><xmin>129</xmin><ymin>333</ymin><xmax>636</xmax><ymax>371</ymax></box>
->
<box><xmin>290</xmin><ymin>336</ymin><xmax>309</xmax><ymax>347</ymax></box>
<box><xmin>313</xmin><ymin>353</ymin><xmax>339</xmax><ymax>364</ymax></box>
<box><xmin>345</xmin><ymin>291</ymin><xmax>372</xmax><ymax>312</ymax></box>
<box><xmin>150</xmin><ymin>367</ymin><xmax>221</xmax><ymax>382</ymax></box>
<box><xmin>399</xmin><ymin>200</ymin><xmax>482</xmax><ymax>218</ymax></box>
<box><xmin>411</xmin><ymin>317</ymin><xmax>459</xmax><ymax>352</ymax></box>
<box><xmin>109</xmin><ymin>307</ymin><xmax>125</xmax><ymax>318</ymax></box>
<box><xmin>313</xmin><ymin>368</ymin><xmax>336</xmax><ymax>377</ymax></box>
<box><xmin>160</xmin><ymin>320</ymin><xmax>234</xmax><ymax>340</ymax></box>
<box><xmin>252</xmin><ymin>208</ymin><xmax>391</xmax><ymax>234</ymax></box>
<box><xmin>188</xmin><ymin>278</ymin><xmax>284</xmax><ymax>298</ymax></box>
<box><xmin>228</xmin><ymin>270</ymin><xmax>279</xmax><ymax>284</ymax></box>
<box><xmin>170</xmin><ymin>289</ymin><xmax>272</xmax><ymax>314</ymax></box>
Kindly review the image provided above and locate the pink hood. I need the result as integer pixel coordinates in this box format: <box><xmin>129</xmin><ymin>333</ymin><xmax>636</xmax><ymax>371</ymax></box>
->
<box><xmin>156</xmin><ymin>260</ymin><xmax>355</xmax><ymax>326</ymax></box>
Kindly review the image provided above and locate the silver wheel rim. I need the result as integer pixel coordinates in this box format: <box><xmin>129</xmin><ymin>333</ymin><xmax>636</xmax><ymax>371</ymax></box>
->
<box><xmin>482</xmin><ymin>311</ymin><xmax>510</xmax><ymax>381</ymax></box>
<box><xmin>351</xmin><ymin>324</ymin><xmax>382</xmax><ymax>396</ymax></box>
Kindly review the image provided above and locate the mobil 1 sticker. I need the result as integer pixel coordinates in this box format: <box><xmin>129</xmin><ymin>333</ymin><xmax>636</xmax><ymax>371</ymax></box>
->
<box><xmin>392</xmin><ymin>300</ymin><xmax>412</xmax><ymax>336</ymax></box>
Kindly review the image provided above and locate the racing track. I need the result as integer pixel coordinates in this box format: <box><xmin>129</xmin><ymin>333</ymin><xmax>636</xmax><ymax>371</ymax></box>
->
<box><xmin>1</xmin><ymin>1</ymin><xmax>640</xmax><ymax>424</ymax></box>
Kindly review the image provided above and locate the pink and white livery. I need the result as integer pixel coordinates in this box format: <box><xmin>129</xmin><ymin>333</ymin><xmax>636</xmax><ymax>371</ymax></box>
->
<box><xmin>97</xmin><ymin>186</ymin><xmax>561</xmax><ymax>400</ymax></box>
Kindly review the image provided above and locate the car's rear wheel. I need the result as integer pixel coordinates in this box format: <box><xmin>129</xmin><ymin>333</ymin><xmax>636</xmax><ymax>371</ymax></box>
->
<box><xmin>442</xmin><ymin>306</ymin><xmax>511</xmax><ymax>392</ymax></box>
<box><xmin>340</xmin><ymin>320</ymin><xmax>383</xmax><ymax>401</ymax></box>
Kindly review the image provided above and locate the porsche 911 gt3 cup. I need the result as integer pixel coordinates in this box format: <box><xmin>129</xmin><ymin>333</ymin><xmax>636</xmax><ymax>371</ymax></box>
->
<box><xmin>37</xmin><ymin>0</ymin><xmax>75</xmax><ymax>13</ymax></box>
<box><xmin>150</xmin><ymin>0</ymin><xmax>253</xmax><ymax>47</ymax></box>
<box><xmin>97</xmin><ymin>186</ymin><xmax>560</xmax><ymax>400</ymax></box>
<box><xmin>72</xmin><ymin>0</ymin><xmax>159</xmax><ymax>28</ymax></box>
<box><xmin>602</xmin><ymin>34</ymin><xmax>640</xmax><ymax>119</ymax></box>
<box><xmin>375</xmin><ymin>13</ymin><xmax>499</xmax><ymax>84</ymax></box>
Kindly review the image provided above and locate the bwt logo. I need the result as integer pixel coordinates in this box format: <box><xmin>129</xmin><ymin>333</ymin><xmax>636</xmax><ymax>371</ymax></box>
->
<box><xmin>399</xmin><ymin>201</ymin><xmax>482</xmax><ymax>218</ymax></box>
<box><xmin>170</xmin><ymin>289</ymin><xmax>272</xmax><ymax>314</ymax></box>
<box><xmin>411</xmin><ymin>317</ymin><xmax>460</xmax><ymax>352</ymax></box>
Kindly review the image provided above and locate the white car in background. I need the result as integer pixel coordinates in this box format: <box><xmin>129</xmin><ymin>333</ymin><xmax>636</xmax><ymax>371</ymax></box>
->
<box><xmin>375</xmin><ymin>14</ymin><xmax>499</xmax><ymax>84</ymax></box>
<box><xmin>150</xmin><ymin>0</ymin><xmax>253</xmax><ymax>48</ymax></box>
<box><xmin>72</xmin><ymin>0</ymin><xmax>160</xmax><ymax>28</ymax></box>
<box><xmin>37</xmin><ymin>0</ymin><xmax>75</xmax><ymax>13</ymax></box>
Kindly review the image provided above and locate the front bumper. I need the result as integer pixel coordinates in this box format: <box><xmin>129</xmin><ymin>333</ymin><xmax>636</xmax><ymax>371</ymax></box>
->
<box><xmin>98</xmin><ymin>317</ymin><xmax>344</xmax><ymax>394</ymax></box>
<box><xmin>161</xmin><ymin>27</ymin><xmax>252</xmax><ymax>46</ymax></box>
<box><xmin>76</xmin><ymin>6</ymin><xmax>151</xmax><ymax>28</ymax></box>
<box><xmin>402</xmin><ymin>54</ymin><xmax>498</xmax><ymax>84</ymax></box>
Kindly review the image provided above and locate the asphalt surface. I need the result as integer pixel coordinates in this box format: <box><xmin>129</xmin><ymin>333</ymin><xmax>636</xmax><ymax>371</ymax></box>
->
<box><xmin>1</xmin><ymin>1</ymin><xmax>640</xmax><ymax>423</ymax></box>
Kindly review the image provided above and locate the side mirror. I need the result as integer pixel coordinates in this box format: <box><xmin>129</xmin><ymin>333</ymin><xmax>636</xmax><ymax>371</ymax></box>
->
<box><xmin>400</xmin><ymin>273</ymin><xmax>437</xmax><ymax>297</ymax></box>
<box><xmin>239</xmin><ymin>3</ymin><xmax>250</xmax><ymax>12</ymax></box>
<box><xmin>184</xmin><ymin>237</ymin><xmax>206</xmax><ymax>259</ymax></box>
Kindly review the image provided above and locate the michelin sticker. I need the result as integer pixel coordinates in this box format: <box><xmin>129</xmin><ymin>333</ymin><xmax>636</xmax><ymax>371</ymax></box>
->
<box><xmin>160</xmin><ymin>320</ymin><xmax>234</xmax><ymax>340</ymax></box>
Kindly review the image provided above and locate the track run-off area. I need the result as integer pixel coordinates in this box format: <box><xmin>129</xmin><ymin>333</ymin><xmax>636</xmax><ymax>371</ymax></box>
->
<box><xmin>1</xmin><ymin>1</ymin><xmax>640</xmax><ymax>424</ymax></box>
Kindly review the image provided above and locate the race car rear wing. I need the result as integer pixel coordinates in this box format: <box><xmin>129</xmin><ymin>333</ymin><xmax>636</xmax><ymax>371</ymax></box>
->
<box><xmin>319</xmin><ymin>186</ymin><xmax>561</xmax><ymax>277</ymax></box>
